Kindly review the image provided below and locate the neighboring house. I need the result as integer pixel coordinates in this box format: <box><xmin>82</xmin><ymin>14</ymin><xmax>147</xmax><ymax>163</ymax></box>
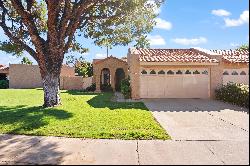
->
<box><xmin>210</xmin><ymin>49</ymin><xmax>249</xmax><ymax>85</ymax></box>
<box><xmin>0</xmin><ymin>64</ymin><xmax>9</xmax><ymax>80</ymax></box>
<box><xmin>8</xmin><ymin>64</ymin><xmax>92</xmax><ymax>90</ymax></box>
<box><xmin>93</xmin><ymin>48</ymin><xmax>249</xmax><ymax>99</ymax></box>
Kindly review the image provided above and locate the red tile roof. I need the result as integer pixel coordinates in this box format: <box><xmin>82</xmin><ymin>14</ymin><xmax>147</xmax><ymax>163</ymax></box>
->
<box><xmin>134</xmin><ymin>48</ymin><xmax>219</xmax><ymax>63</ymax></box>
<box><xmin>0</xmin><ymin>65</ymin><xmax>9</xmax><ymax>73</ymax></box>
<box><xmin>93</xmin><ymin>55</ymin><xmax>127</xmax><ymax>64</ymax></box>
<box><xmin>209</xmin><ymin>49</ymin><xmax>249</xmax><ymax>63</ymax></box>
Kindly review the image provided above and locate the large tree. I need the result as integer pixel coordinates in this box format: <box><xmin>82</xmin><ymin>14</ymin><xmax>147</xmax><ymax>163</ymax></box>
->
<box><xmin>0</xmin><ymin>0</ymin><xmax>163</xmax><ymax>107</ymax></box>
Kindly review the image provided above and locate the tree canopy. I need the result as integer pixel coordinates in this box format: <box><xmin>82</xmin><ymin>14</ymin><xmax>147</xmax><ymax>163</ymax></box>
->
<box><xmin>0</xmin><ymin>0</ymin><xmax>163</xmax><ymax>57</ymax></box>
<box><xmin>237</xmin><ymin>43</ymin><xmax>249</xmax><ymax>50</ymax></box>
<box><xmin>21</xmin><ymin>56</ymin><xmax>33</xmax><ymax>65</ymax></box>
<box><xmin>0</xmin><ymin>0</ymin><xmax>164</xmax><ymax>107</ymax></box>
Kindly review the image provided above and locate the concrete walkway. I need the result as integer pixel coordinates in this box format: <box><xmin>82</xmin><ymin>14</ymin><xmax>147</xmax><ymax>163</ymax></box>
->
<box><xmin>1</xmin><ymin>134</ymin><xmax>248</xmax><ymax>165</ymax></box>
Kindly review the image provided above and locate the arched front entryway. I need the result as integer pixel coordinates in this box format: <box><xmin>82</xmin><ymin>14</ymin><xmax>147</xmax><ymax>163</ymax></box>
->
<box><xmin>93</xmin><ymin>56</ymin><xmax>128</xmax><ymax>92</ymax></box>
<box><xmin>115</xmin><ymin>68</ymin><xmax>125</xmax><ymax>91</ymax></box>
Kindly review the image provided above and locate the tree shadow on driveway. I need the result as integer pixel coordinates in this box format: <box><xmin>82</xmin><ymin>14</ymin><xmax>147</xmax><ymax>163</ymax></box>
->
<box><xmin>143</xmin><ymin>98</ymin><xmax>249</xmax><ymax>113</ymax></box>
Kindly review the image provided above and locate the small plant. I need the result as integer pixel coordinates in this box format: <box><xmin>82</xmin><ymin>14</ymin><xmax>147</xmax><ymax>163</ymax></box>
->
<box><xmin>85</xmin><ymin>83</ymin><xmax>96</xmax><ymax>92</ymax></box>
<box><xmin>0</xmin><ymin>80</ymin><xmax>9</xmax><ymax>89</ymax></box>
<box><xmin>121</xmin><ymin>77</ymin><xmax>131</xmax><ymax>99</ymax></box>
<box><xmin>215</xmin><ymin>82</ymin><xmax>249</xmax><ymax>108</ymax></box>
<box><xmin>101</xmin><ymin>83</ymin><xmax>113</xmax><ymax>92</ymax></box>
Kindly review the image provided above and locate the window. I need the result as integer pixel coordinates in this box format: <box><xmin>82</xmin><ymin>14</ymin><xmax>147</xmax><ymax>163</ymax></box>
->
<box><xmin>223</xmin><ymin>71</ymin><xmax>229</xmax><ymax>75</ymax></box>
<box><xmin>232</xmin><ymin>71</ymin><xmax>238</xmax><ymax>75</ymax></box>
<box><xmin>176</xmin><ymin>70</ymin><xmax>182</xmax><ymax>74</ymax></box>
<box><xmin>167</xmin><ymin>70</ymin><xmax>174</xmax><ymax>75</ymax></box>
<box><xmin>185</xmin><ymin>70</ymin><xmax>192</xmax><ymax>74</ymax></box>
<box><xmin>202</xmin><ymin>70</ymin><xmax>208</xmax><ymax>75</ymax></box>
<box><xmin>193</xmin><ymin>70</ymin><xmax>200</xmax><ymax>74</ymax></box>
<box><xmin>150</xmin><ymin>70</ymin><xmax>156</xmax><ymax>74</ymax></box>
<box><xmin>141</xmin><ymin>70</ymin><xmax>147</xmax><ymax>74</ymax></box>
<box><xmin>240</xmin><ymin>71</ymin><xmax>246</xmax><ymax>75</ymax></box>
<box><xmin>158</xmin><ymin>70</ymin><xmax>165</xmax><ymax>74</ymax></box>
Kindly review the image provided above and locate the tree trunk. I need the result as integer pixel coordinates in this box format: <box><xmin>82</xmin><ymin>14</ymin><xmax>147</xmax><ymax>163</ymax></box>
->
<box><xmin>42</xmin><ymin>72</ymin><xmax>61</xmax><ymax>107</ymax></box>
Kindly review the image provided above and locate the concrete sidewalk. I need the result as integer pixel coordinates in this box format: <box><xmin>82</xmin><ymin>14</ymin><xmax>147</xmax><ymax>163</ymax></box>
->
<box><xmin>0</xmin><ymin>134</ymin><xmax>249</xmax><ymax>165</ymax></box>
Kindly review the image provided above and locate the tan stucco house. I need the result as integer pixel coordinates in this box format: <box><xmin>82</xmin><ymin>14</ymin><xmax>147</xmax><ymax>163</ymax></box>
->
<box><xmin>93</xmin><ymin>56</ymin><xmax>128</xmax><ymax>92</ymax></box>
<box><xmin>93</xmin><ymin>47</ymin><xmax>249</xmax><ymax>99</ymax></box>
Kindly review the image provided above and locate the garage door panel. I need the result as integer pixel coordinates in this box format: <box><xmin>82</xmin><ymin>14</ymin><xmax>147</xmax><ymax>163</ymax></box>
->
<box><xmin>165</xmin><ymin>76</ymin><xmax>183</xmax><ymax>98</ymax></box>
<box><xmin>140</xmin><ymin>75</ymin><xmax>148</xmax><ymax>98</ymax></box>
<box><xmin>148</xmin><ymin>76</ymin><xmax>165</xmax><ymax>98</ymax></box>
<box><xmin>140</xmin><ymin>68</ymin><xmax>209</xmax><ymax>99</ymax></box>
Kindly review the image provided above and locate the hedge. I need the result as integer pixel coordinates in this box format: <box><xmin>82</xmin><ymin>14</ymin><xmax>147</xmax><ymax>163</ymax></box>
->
<box><xmin>0</xmin><ymin>80</ymin><xmax>9</xmax><ymax>89</ymax></box>
<box><xmin>215</xmin><ymin>82</ymin><xmax>249</xmax><ymax>108</ymax></box>
<box><xmin>121</xmin><ymin>77</ymin><xmax>131</xmax><ymax>99</ymax></box>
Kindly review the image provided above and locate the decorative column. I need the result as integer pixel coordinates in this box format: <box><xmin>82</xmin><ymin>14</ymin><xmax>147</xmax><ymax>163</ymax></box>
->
<box><xmin>210</xmin><ymin>56</ymin><xmax>223</xmax><ymax>99</ymax></box>
<box><xmin>128</xmin><ymin>48</ymin><xmax>140</xmax><ymax>99</ymax></box>
<box><xmin>110</xmin><ymin>69</ymin><xmax>116</xmax><ymax>91</ymax></box>
<box><xmin>95</xmin><ymin>71</ymin><xmax>101</xmax><ymax>93</ymax></box>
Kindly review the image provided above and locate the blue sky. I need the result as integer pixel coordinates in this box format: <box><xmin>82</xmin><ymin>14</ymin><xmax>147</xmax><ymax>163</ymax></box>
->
<box><xmin>0</xmin><ymin>0</ymin><xmax>249</xmax><ymax>65</ymax></box>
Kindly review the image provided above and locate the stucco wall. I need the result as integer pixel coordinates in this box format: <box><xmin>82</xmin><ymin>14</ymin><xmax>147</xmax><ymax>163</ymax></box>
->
<box><xmin>82</xmin><ymin>77</ymin><xmax>93</xmax><ymax>89</ymax></box>
<box><xmin>9</xmin><ymin>64</ymin><xmax>75</xmax><ymax>89</ymax></box>
<box><xmin>60</xmin><ymin>76</ymin><xmax>81</xmax><ymax>90</ymax></box>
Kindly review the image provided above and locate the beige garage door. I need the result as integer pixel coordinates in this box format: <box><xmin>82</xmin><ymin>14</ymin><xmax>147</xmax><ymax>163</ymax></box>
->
<box><xmin>140</xmin><ymin>69</ymin><xmax>210</xmax><ymax>99</ymax></box>
<box><xmin>222</xmin><ymin>68</ymin><xmax>249</xmax><ymax>85</ymax></box>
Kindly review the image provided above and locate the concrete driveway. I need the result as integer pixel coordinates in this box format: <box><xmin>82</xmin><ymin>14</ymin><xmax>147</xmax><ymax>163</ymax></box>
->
<box><xmin>143</xmin><ymin>99</ymin><xmax>249</xmax><ymax>141</ymax></box>
<box><xmin>143</xmin><ymin>99</ymin><xmax>249</xmax><ymax>164</ymax></box>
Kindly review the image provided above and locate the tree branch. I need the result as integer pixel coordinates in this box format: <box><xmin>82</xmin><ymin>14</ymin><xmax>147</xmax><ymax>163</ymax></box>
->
<box><xmin>46</xmin><ymin>0</ymin><xmax>63</xmax><ymax>48</ymax></box>
<box><xmin>10</xmin><ymin>0</ymin><xmax>46</xmax><ymax>52</ymax></box>
<box><xmin>0</xmin><ymin>2</ymin><xmax>37</xmax><ymax>61</ymax></box>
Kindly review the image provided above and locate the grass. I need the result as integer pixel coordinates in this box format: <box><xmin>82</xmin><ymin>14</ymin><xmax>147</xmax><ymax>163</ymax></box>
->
<box><xmin>0</xmin><ymin>89</ymin><xmax>170</xmax><ymax>140</ymax></box>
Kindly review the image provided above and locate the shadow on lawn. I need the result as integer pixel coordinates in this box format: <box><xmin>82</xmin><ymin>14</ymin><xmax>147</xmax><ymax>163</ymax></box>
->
<box><xmin>0</xmin><ymin>105</ymin><xmax>73</xmax><ymax>134</ymax></box>
<box><xmin>63</xmin><ymin>90</ymin><xmax>148</xmax><ymax>110</ymax></box>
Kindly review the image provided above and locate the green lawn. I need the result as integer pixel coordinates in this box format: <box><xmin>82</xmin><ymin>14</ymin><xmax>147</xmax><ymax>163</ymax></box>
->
<box><xmin>0</xmin><ymin>89</ymin><xmax>170</xmax><ymax>140</ymax></box>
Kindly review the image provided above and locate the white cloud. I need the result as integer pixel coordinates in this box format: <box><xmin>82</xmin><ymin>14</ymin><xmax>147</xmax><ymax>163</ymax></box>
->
<box><xmin>224</xmin><ymin>10</ymin><xmax>249</xmax><ymax>27</ymax></box>
<box><xmin>155</xmin><ymin>18</ymin><xmax>172</xmax><ymax>30</ymax></box>
<box><xmin>230</xmin><ymin>43</ymin><xmax>240</xmax><ymax>48</ymax></box>
<box><xmin>211</xmin><ymin>9</ymin><xmax>231</xmax><ymax>17</ymax></box>
<box><xmin>172</xmin><ymin>37</ymin><xmax>207</xmax><ymax>46</ymax></box>
<box><xmin>95</xmin><ymin>53</ymin><xmax>107</xmax><ymax>59</ymax></box>
<box><xmin>147</xmin><ymin>35</ymin><xmax>166</xmax><ymax>46</ymax></box>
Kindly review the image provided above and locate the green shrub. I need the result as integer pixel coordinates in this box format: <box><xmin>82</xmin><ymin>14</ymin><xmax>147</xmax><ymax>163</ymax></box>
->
<box><xmin>121</xmin><ymin>78</ymin><xmax>131</xmax><ymax>99</ymax></box>
<box><xmin>85</xmin><ymin>83</ymin><xmax>96</xmax><ymax>92</ymax></box>
<box><xmin>0</xmin><ymin>80</ymin><xmax>9</xmax><ymax>89</ymax></box>
<box><xmin>215</xmin><ymin>82</ymin><xmax>249</xmax><ymax>108</ymax></box>
<box><xmin>101</xmin><ymin>83</ymin><xmax>113</xmax><ymax>92</ymax></box>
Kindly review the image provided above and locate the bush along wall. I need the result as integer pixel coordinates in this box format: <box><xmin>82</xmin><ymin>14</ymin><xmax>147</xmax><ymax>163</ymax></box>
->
<box><xmin>121</xmin><ymin>77</ymin><xmax>131</xmax><ymax>99</ymax></box>
<box><xmin>215</xmin><ymin>82</ymin><xmax>249</xmax><ymax>108</ymax></box>
<box><xmin>0</xmin><ymin>80</ymin><xmax>9</xmax><ymax>89</ymax></box>
<box><xmin>85</xmin><ymin>83</ymin><xmax>96</xmax><ymax>92</ymax></box>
